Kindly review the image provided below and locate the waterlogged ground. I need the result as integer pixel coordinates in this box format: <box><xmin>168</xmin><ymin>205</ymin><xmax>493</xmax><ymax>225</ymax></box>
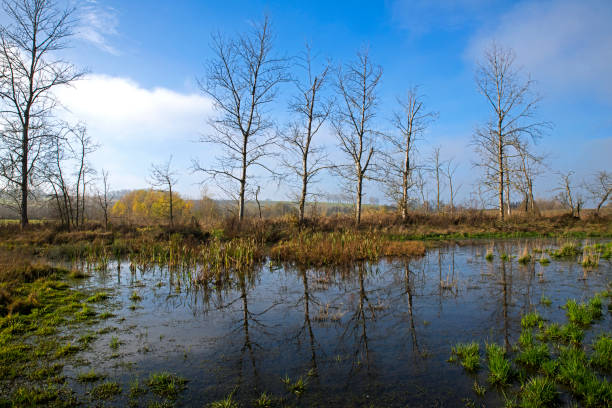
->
<box><xmin>4</xmin><ymin>238</ymin><xmax>612</xmax><ymax>407</ymax></box>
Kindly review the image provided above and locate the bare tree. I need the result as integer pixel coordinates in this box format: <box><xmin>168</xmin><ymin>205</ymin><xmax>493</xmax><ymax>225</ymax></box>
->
<box><xmin>556</xmin><ymin>171</ymin><xmax>578</xmax><ymax>216</ymax></box>
<box><xmin>332</xmin><ymin>49</ymin><xmax>382</xmax><ymax>225</ymax></box>
<box><xmin>0</xmin><ymin>0</ymin><xmax>84</xmax><ymax>228</ymax></box>
<box><xmin>431</xmin><ymin>146</ymin><xmax>444</xmax><ymax>213</ymax></box>
<box><xmin>70</xmin><ymin>123</ymin><xmax>97</xmax><ymax>226</ymax></box>
<box><xmin>585</xmin><ymin>171</ymin><xmax>611</xmax><ymax>215</ymax></box>
<box><xmin>512</xmin><ymin>140</ymin><xmax>543</xmax><ymax>215</ymax></box>
<box><xmin>280</xmin><ymin>45</ymin><xmax>332</xmax><ymax>224</ymax></box>
<box><xmin>149</xmin><ymin>155</ymin><xmax>178</xmax><ymax>227</ymax></box>
<box><xmin>472</xmin><ymin>43</ymin><xmax>547</xmax><ymax>220</ymax></box>
<box><xmin>40</xmin><ymin>122</ymin><xmax>95</xmax><ymax>229</ymax></box>
<box><xmin>443</xmin><ymin>157</ymin><xmax>460</xmax><ymax>215</ymax></box>
<box><xmin>414</xmin><ymin>167</ymin><xmax>429</xmax><ymax>212</ymax></box>
<box><xmin>96</xmin><ymin>168</ymin><xmax>111</xmax><ymax>230</ymax></box>
<box><xmin>385</xmin><ymin>87</ymin><xmax>436</xmax><ymax>221</ymax></box>
<box><xmin>194</xmin><ymin>16</ymin><xmax>287</xmax><ymax>222</ymax></box>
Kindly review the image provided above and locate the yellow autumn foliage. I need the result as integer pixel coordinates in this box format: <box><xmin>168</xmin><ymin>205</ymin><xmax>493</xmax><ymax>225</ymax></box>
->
<box><xmin>111</xmin><ymin>189</ymin><xmax>192</xmax><ymax>224</ymax></box>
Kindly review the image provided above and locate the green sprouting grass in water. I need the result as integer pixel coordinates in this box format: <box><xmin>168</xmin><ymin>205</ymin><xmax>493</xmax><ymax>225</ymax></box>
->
<box><xmin>486</xmin><ymin>343</ymin><xmax>512</xmax><ymax>385</ymax></box>
<box><xmin>590</xmin><ymin>334</ymin><xmax>612</xmax><ymax>371</ymax></box>
<box><xmin>254</xmin><ymin>392</ymin><xmax>273</xmax><ymax>408</ymax></box>
<box><xmin>90</xmin><ymin>381</ymin><xmax>121</xmax><ymax>400</ymax></box>
<box><xmin>129</xmin><ymin>290</ymin><xmax>142</xmax><ymax>302</ymax></box>
<box><xmin>147</xmin><ymin>371</ymin><xmax>188</xmax><ymax>399</ymax></box>
<box><xmin>450</xmin><ymin>342</ymin><xmax>480</xmax><ymax>371</ymax></box>
<box><xmin>473</xmin><ymin>380</ymin><xmax>486</xmax><ymax>396</ymax></box>
<box><xmin>550</xmin><ymin>243</ymin><xmax>581</xmax><ymax>258</ymax></box>
<box><xmin>564</xmin><ymin>296</ymin><xmax>602</xmax><ymax>326</ymax></box>
<box><xmin>521</xmin><ymin>312</ymin><xmax>543</xmax><ymax>329</ymax></box>
<box><xmin>86</xmin><ymin>291</ymin><xmax>109</xmax><ymax>303</ymax></box>
<box><xmin>77</xmin><ymin>369</ymin><xmax>105</xmax><ymax>383</ymax></box>
<box><xmin>540</xmin><ymin>295</ymin><xmax>552</xmax><ymax>307</ymax></box>
<box><xmin>520</xmin><ymin>377</ymin><xmax>557</xmax><ymax>408</ymax></box>
<box><xmin>516</xmin><ymin>343</ymin><xmax>549</xmax><ymax>369</ymax></box>
<box><xmin>109</xmin><ymin>336</ymin><xmax>119</xmax><ymax>350</ymax></box>
<box><xmin>210</xmin><ymin>393</ymin><xmax>239</xmax><ymax>408</ymax></box>
<box><xmin>538</xmin><ymin>256</ymin><xmax>550</xmax><ymax>265</ymax></box>
<box><xmin>485</xmin><ymin>251</ymin><xmax>494</xmax><ymax>261</ymax></box>
<box><xmin>556</xmin><ymin>347</ymin><xmax>611</xmax><ymax>407</ymax></box>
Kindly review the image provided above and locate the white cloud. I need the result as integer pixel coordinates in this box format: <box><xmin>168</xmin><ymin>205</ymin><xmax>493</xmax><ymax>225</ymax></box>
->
<box><xmin>55</xmin><ymin>74</ymin><xmax>213</xmax><ymax>141</ymax></box>
<box><xmin>76</xmin><ymin>1</ymin><xmax>121</xmax><ymax>55</ymax></box>
<box><xmin>53</xmin><ymin>74</ymin><xmax>214</xmax><ymax>194</ymax></box>
<box><xmin>467</xmin><ymin>0</ymin><xmax>612</xmax><ymax>101</ymax></box>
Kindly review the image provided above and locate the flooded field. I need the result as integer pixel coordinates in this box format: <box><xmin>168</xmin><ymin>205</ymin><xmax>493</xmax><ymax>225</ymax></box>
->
<box><xmin>2</xmin><ymin>238</ymin><xmax>611</xmax><ymax>407</ymax></box>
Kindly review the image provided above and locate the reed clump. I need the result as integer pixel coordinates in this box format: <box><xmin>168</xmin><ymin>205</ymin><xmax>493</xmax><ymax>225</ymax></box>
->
<box><xmin>270</xmin><ymin>231</ymin><xmax>424</xmax><ymax>266</ymax></box>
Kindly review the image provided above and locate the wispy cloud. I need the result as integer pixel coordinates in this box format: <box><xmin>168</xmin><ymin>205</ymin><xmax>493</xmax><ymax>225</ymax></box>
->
<box><xmin>467</xmin><ymin>0</ymin><xmax>612</xmax><ymax>102</ymax></box>
<box><xmin>76</xmin><ymin>0</ymin><xmax>120</xmax><ymax>55</ymax></box>
<box><xmin>54</xmin><ymin>75</ymin><xmax>215</xmax><ymax>193</ymax></box>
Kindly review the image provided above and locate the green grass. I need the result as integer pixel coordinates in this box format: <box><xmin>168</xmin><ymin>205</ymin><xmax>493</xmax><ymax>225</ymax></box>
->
<box><xmin>485</xmin><ymin>251</ymin><xmax>494</xmax><ymax>261</ymax></box>
<box><xmin>147</xmin><ymin>371</ymin><xmax>188</xmax><ymax>399</ymax></box>
<box><xmin>254</xmin><ymin>392</ymin><xmax>273</xmax><ymax>407</ymax></box>
<box><xmin>77</xmin><ymin>369</ymin><xmax>105</xmax><ymax>383</ymax></box>
<box><xmin>86</xmin><ymin>292</ymin><xmax>109</xmax><ymax>303</ymax></box>
<box><xmin>538</xmin><ymin>256</ymin><xmax>550</xmax><ymax>265</ymax></box>
<box><xmin>210</xmin><ymin>392</ymin><xmax>239</xmax><ymax>408</ymax></box>
<box><xmin>564</xmin><ymin>296</ymin><xmax>602</xmax><ymax>326</ymax></box>
<box><xmin>90</xmin><ymin>381</ymin><xmax>121</xmax><ymax>399</ymax></box>
<box><xmin>473</xmin><ymin>380</ymin><xmax>486</xmax><ymax>396</ymax></box>
<box><xmin>486</xmin><ymin>343</ymin><xmax>512</xmax><ymax>385</ymax></box>
<box><xmin>450</xmin><ymin>342</ymin><xmax>480</xmax><ymax>371</ymax></box>
<box><xmin>556</xmin><ymin>347</ymin><xmax>611</xmax><ymax>407</ymax></box>
<box><xmin>521</xmin><ymin>312</ymin><xmax>543</xmax><ymax>329</ymax></box>
<box><xmin>590</xmin><ymin>334</ymin><xmax>612</xmax><ymax>371</ymax></box>
<box><xmin>539</xmin><ymin>296</ymin><xmax>552</xmax><ymax>307</ymax></box>
<box><xmin>130</xmin><ymin>290</ymin><xmax>142</xmax><ymax>302</ymax></box>
<box><xmin>520</xmin><ymin>377</ymin><xmax>557</xmax><ymax>408</ymax></box>
<box><xmin>518</xmin><ymin>253</ymin><xmax>531</xmax><ymax>265</ymax></box>
<box><xmin>516</xmin><ymin>343</ymin><xmax>549</xmax><ymax>369</ymax></box>
<box><xmin>109</xmin><ymin>336</ymin><xmax>120</xmax><ymax>350</ymax></box>
<box><xmin>550</xmin><ymin>243</ymin><xmax>581</xmax><ymax>258</ymax></box>
<box><xmin>55</xmin><ymin>342</ymin><xmax>80</xmax><ymax>358</ymax></box>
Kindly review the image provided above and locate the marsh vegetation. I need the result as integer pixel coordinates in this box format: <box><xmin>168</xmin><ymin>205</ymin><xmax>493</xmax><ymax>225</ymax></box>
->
<box><xmin>1</xmin><ymin>228</ymin><xmax>610</xmax><ymax>406</ymax></box>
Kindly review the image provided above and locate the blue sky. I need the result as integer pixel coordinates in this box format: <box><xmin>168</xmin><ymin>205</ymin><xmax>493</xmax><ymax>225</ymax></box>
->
<box><xmin>48</xmin><ymin>0</ymin><xmax>612</xmax><ymax>205</ymax></box>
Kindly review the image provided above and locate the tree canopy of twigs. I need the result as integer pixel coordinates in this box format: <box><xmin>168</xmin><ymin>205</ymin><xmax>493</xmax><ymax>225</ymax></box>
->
<box><xmin>384</xmin><ymin>87</ymin><xmax>437</xmax><ymax>220</ymax></box>
<box><xmin>472</xmin><ymin>43</ymin><xmax>548</xmax><ymax>220</ymax></box>
<box><xmin>149</xmin><ymin>155</ymin><xmax>178</xmax><ymax>227</ymax></box>
<box><xmin>0</xmin><ymin>0</ymin><xmax>84</xmax><ymax>227</ymax></box>
<box><xmin>332</xmin><ymin>48</ymin><xmax>382</xmax><ymax>225</ymax></box>
<box><xmin>280</xmin><ymin>44</ymin><xmax>333</xmax><ymax>223</ymax></box>
<box><xmin>193</xmin><ymin>16</ymin><xmax>288</xmax><ymax>222</ymax></box>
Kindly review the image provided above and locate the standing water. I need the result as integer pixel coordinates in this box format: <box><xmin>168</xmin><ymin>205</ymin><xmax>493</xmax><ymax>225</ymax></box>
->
<box><xmin>53</xmin><ymin>239</ymin><xmax>611</xmax><ymax>406</ymax></box>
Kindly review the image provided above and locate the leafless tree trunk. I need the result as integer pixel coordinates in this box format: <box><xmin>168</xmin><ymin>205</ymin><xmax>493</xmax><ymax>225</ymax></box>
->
<box><xmin>194</xmin><ymin>16</ymin><xmax>287</xmax><ymax>222</ymax></box>
<box><xmin>0</xmin><ymin>0</ymin><xmax>84</xmax><ymax>228</ymax></box>
<box><xmin>149</xmin><ymin>155</ymin><xmax>178</xmax><ymax>227</ymax></box>
<box><xmin>472</xmin><ymin>43</ymin><xmax>547</xmax><ymax>221</ymax></box>
<box><xmin>443</xmin><ymin>158</ymin><xmax>460</xmax><ymax>215</ymax></box>
<box><xmin>281</xmin><ymin>45</ymin><xmax>332</xmax><ymax>224</ymax></box>
<box><xmin>512</xmin><ymin>140</ymin><xmax>543</xmax><ymax>216</ymax></box>
<box><xmin>414</xmin><ymin>168</ymin><xmax>428</xmax><ymax>213</ymax></box>
<box><xmin>385</xmin><ymin>87</ymin><xmax>436</xmax><ymax>221</ymax></box>
<box><xmin>556</xmin><ymin>171</ymin><xmax>577</xmax><ymax>216</ymax></box>
<box><xmin>96</xmin><ymin>168</ymin><xmax>110</xmax><ymax>230</ymax></box>
<box><xmin>332</xmin><ymin>49</ymin><xmax>382</xmax><ymax>225</ymax></box>
<box><xmin>431</xmin><ymin>147</ymin><xmax>443</xmax><ymax>213</ymax></box>
<box><xmin>70</xmin><ymin>124</ymin><xmax>97</xmax><ymax>227</ymax></box>
<box><xmin>585</xmin><ymin>171</ymin><xmax>611</xmax><ymax>215</ymax></box>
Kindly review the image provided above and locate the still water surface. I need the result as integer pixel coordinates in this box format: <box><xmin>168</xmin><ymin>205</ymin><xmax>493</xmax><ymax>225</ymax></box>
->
<box><xmin>65</xmin><ymin>239</ymin><xmax>611</xmax><ymax>407</ymax></box>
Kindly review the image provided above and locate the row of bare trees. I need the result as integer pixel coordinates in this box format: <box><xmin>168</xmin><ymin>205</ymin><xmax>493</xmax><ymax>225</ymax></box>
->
<box><xmin>1</xmin><ymin>6</ymin><xmax>609</xmax><ymax>227</ymax></box>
